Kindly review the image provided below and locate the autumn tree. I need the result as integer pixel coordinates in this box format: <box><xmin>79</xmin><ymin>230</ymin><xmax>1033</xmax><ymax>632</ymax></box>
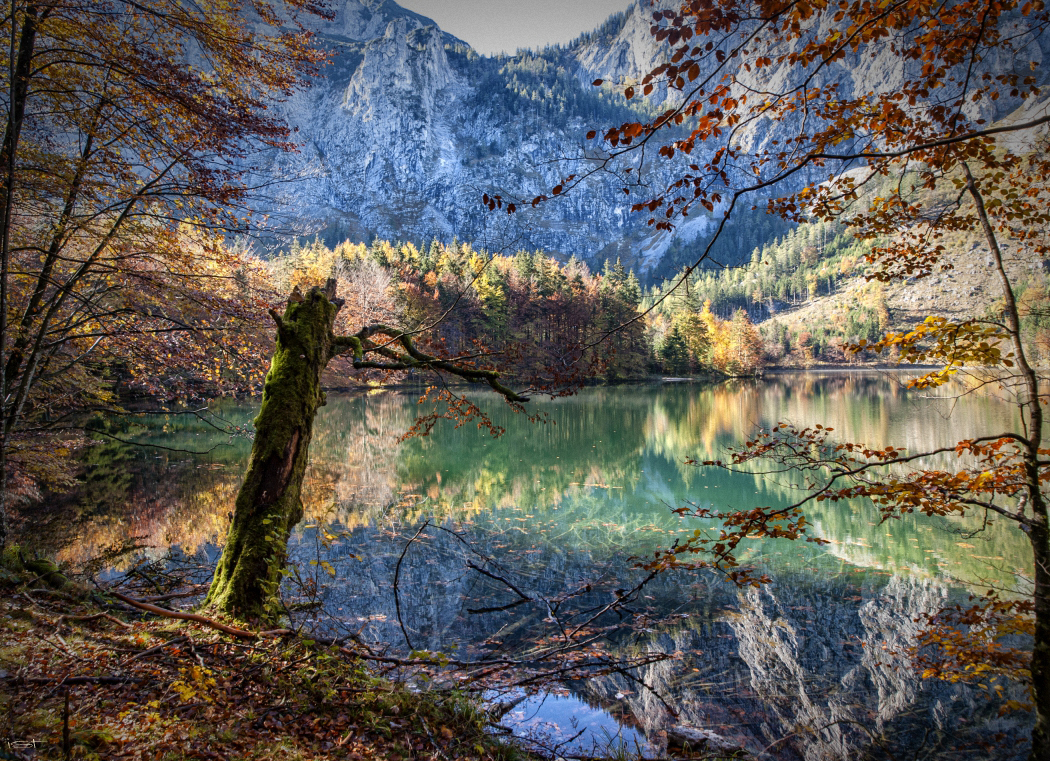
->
<box><xmin>0</xmin><ymin>0</ymin><xmax>328</xmax><ymax>548</ymax></box>
<box><xmin>522</xmin><ymin>0</ymin><xmax>1050</xmax><ymax>756</ymax></box>
<box><xmin>725</xmin><ymin>308</ymin><xmax>763</xmax><ymax>375</ymax></box>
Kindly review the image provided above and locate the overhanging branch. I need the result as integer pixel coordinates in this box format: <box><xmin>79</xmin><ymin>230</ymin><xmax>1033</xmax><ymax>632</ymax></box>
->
<box><xmin>335</xmin><ymin>323</ymin><xmax>529</xmax><ymax>403</ymax></box>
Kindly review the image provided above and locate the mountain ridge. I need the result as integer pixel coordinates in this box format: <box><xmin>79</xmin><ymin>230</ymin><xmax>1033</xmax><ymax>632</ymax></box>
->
<box><xmin>263</xmin><ymin>0</ymin><xmax>1049</xmax><ymax>284</ymax></box>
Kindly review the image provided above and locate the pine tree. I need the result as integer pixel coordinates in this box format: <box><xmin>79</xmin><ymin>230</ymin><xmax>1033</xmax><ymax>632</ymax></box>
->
<box><xmin>660</xmin><ymin>324</ymin><xmax>690</xmax><ymax>375</ymax></box>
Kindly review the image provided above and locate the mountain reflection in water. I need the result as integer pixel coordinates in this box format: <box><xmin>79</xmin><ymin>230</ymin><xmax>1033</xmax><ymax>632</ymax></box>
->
<box><xmin>30</xmin><ymin>374</ymin><xmax>1034</xmax><ymax>759</ymax></box>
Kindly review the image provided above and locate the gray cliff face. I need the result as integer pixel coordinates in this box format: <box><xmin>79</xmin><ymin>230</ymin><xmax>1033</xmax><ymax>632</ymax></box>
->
<box><xmin>310</xmin><ymin>0</ymin><xmax>449</xmax><ymax>42</ymax></box>
<box><xmin>570</xmin><ymin>1</ymin><xmax>669</xmax><ymax>86</ymax></box>
<box><xmin>268</xmin><ymin>0</ymin><xmax>702</xmax><ymax>272</ymax></box>
<box><xmin>268</xmin><ymin>1</ymin><xmax>1048</xmax><ymax>278</ymax></box>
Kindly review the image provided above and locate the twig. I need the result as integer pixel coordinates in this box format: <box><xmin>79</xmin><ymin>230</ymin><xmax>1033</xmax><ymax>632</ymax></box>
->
<box><xmin>18</xmin><ymin>571</ymin><xmax>57</xmax><ymax>588</ymax></box>
<box><xmin>62</xmin><ymin>688</ymin><xmax>71</xmax><ymax>761</ymax></box>
<box><xmin>609</xmin><ymin>663</ymin><xmax>678</xmax><ymax>718</ymax></box>
<box><xmin>22</xmin><ymin>587</ymin><xmax>82</xmax><ymax>603</ymax></box>
<box><xmin>56</xmin><ymin>611</ymin><xmax>132</xmax><ymax>629</ymax></box>
<box><xmin>465</xmin><ymin>562</ymin><xmax>532</xmax><ymax>605</ymax></box>
<box><xmin>120</xmin><ymin>636</ymin><xmax>189</xmax><ymax>665</ymax></box>
<box><xmin>127</xmin><ymin>567</ymin><xmax>166</xmax><ymax>596</ymax></box>
<box><xmin>2</xmin><ymin>675</ymin><xmax>146</xmax><ymax>685</ymax></box>
<box><xmin>393</xmin><ymin>520</ymin><xmax>430</xmax><ymax>652</ymax></box>
<box><xmin>174</xmin><ymin>701</ymin><xmax>209</xmax><ymax>715</ymax></box>
<box><xmin>135</xmin><ymin>586</ymin><xmax>208</xmax><ymax>604</ymax></box>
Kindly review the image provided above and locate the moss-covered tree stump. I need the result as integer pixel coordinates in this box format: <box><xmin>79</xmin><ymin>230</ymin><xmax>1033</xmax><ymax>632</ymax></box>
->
<box><xmin>204</xmin><ymin>283</ymin><xmax>343</xmax><ymax>619</ymax></box>
<box><xmin>204</xmin><ymin>280</ymin><xmax>526</xmax><ymax>621</ymax></box>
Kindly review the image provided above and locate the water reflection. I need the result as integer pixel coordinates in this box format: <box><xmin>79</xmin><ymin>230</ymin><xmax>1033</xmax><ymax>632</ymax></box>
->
<box><xmin>25</xmin><ymin>372</ymin><xmax>1034</xmax><ymax>759</ymax></box>
<box><xmin>568</xmin><ymin>571</ymin><xmax>1026</xmax><ymax>760</ymax></box>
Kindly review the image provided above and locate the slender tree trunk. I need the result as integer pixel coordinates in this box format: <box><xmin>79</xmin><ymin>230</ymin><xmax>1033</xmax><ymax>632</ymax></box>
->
<box><xmin>966</xmin><ymin>165</ymin><xmax>1049</xmax><ymax>761</ymax></box>
<box><xmin>1031</xmin><ymin>516</ymin><xmax>1050</xmax><ymax>761</ymax></box>
<box><xmin>204</xmin><ymin>283</ymin><xmax>342</xmax><ymax>620</ymax></box>
<box><xmin>0</xmin><ymin>2</ymin><xmax>39</xmax><ymax>550</ymax></box>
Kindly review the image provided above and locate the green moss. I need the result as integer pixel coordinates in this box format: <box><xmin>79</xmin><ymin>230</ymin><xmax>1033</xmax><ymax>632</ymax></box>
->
<box><xmin>0</xmin><ymin>544</ymin><xmax>24</xmax><ymax>573</ymax></box>
<box><xmin>24</xmin><ymin>557</ymin><xmax>71</xmax><ymax>590</ymax></box>
<box><xmin>204</xmin><ymin>288</ymin><xmax>342</xmax><ymax>621</ymax></box>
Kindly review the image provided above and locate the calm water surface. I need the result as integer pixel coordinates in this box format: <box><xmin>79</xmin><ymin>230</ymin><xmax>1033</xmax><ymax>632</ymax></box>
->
<box><xmin>39</xmin><ymin>373</ymin><xmax>1035</xmax><ymax>759</ymax></box>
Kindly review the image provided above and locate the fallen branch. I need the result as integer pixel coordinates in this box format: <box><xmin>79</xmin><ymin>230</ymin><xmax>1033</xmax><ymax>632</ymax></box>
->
<box><xmin>259</xmin><ymin>629</ymin><xmax>295</xmax><ymax>638</ymax></box>
<box><xmin>2</xmin><ymin>675</ymin><xmax>147</xmax><ymax>686</ymax></box>
<box><xmin>106</xmin><ymin>590</ymin><xmax>259</xmax><ymax>640</ymax></box>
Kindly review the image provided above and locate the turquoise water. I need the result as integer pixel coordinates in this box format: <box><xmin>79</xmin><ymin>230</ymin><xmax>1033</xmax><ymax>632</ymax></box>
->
<box><xmin>46</xmin><ymin>373</ymin><xmax>1034</xmax><ymax>759</ymax></box>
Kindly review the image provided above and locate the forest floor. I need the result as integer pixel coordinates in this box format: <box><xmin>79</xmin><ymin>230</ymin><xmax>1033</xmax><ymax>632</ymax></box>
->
<box><xmin>0</xmin><ymin>555</ymin><xmax>522</xmax><ymax>761</ymax></box>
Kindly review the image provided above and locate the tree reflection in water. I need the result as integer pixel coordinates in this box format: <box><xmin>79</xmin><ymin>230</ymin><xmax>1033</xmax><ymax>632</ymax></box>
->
<box><xmin>22</xmin><ymin>376</ymin><xmax>1034</xmax><ymax>759</ymax></box>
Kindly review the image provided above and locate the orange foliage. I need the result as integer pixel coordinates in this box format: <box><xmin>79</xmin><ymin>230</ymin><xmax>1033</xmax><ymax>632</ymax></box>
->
<box><xmin>551</xmin><ymin>0</ymin><xmax>1050</xmax><ymax>741</ymax></box>
<box><xmin>0</xmin><ymin>1</ymin><xmax>328</xmax><ymax>501</ymax></box>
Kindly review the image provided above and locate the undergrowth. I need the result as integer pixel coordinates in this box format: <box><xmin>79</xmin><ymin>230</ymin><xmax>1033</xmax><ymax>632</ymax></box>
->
<box><xmin>0</xmin><ymin>556</ymin><xmax>521</xmax><ymax>761</ymax></box>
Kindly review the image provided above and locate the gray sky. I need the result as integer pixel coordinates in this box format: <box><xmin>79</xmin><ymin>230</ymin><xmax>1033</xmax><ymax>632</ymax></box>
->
<box><xmin>397</xmin><ymin>0</ymin><xmax>633</xmax><ymax>56</ymax></box>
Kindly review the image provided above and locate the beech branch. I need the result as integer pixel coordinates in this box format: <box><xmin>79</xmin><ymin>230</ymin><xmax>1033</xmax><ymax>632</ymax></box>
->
<box><xmin>335</xmin><ymin>323</ymin><xmax>529</xmax><ymax>403</ymax></box>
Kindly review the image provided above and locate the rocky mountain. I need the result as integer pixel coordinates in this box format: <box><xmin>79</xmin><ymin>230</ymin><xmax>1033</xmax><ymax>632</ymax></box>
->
<box><xmin>261</xmin><ymin>0</ymin><xmax>731</xmax><ymax>275</ymax></box>
<box><xmin>264</xmin><ymin>0</ymin><xmax>1049</xmax><ymax>282</ymax></box>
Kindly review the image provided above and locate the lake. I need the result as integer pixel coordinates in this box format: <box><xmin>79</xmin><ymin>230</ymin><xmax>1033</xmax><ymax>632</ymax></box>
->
<box><xmin>36</xmin><ymin>372</ymin><xmax>1035</xmax><ymax>759</ymax></box>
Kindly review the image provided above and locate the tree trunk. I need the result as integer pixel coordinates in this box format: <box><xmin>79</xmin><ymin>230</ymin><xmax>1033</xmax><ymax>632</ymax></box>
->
<box><xmin>204</xmin><ymin>283</ymin><xmax>341</xmax><ymax>620</ymax></box>
<box><xmin>203</xmin><ymin>280</ymin><xmax>525</xmax><ymax>621</ymax></box>
<box><xmin>1030</xmin><ymin>519</ymin><xmax>1050</xmax><ymax>761</ymax></box>
<box><xmin>0</xmin><ymin>3</ymin><xmax>42</xmax><ymax>551</ymax></box>
<box><xmin>965</xmin><ymin>165</ymin><xmax>1049</xmax><ymax>761</ymax></box>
